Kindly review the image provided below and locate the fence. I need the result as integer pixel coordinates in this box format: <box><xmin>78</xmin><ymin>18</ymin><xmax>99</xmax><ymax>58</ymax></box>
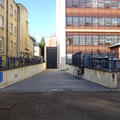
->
<box><xmin>0</xmin><ymin>55</ymin><xmax>44</xmax><ymax>71</ymax></box>
<box><xmin>72</xmin><ymin>52</ymin><xmax>120</xmax><ymax>72</ymax></box>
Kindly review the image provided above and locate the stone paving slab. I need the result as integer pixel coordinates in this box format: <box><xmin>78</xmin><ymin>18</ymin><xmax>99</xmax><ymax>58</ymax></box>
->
<box><xmin>0</xmin><ymin>69</ymin><xmax>110</xmax><ymax>92</ymax></box>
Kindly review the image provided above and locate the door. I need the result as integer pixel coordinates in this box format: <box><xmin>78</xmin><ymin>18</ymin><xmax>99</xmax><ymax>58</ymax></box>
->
<box><xmin>47</xmin><ymin>47</ymin><xmax>57</xmax><ymax>69</ymax></box>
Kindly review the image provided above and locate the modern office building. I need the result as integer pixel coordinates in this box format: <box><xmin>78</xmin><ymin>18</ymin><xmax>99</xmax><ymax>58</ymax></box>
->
<box><xmin>56</xmin><ymin>0</ymin><xmax>120</xmax><ymax>69</ymax></box>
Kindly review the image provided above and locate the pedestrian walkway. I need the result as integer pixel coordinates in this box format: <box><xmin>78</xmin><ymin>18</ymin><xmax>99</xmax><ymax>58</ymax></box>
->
<box><xmin>0</xmin><ymin>69</ymin><xmax>109</xmax><ymax>92</ymax></box>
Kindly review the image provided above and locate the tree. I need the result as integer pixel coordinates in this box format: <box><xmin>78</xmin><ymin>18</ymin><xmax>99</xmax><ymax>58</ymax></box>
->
<box><xmin>39</xmin><ymin>36</ymin><xmax>45</xmax><ymax>57</ymax></box>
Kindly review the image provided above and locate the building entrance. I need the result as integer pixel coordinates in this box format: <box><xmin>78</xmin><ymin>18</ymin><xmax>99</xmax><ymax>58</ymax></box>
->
<box><xmin>47</xmin><ymin>47</ymin><xmax>57</xmax><ymax>69</ymax></box>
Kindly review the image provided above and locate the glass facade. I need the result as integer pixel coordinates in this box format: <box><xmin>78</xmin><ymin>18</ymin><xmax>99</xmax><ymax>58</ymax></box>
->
<box><xmin>66</xmin><ymin>0</ymin><xmax>120</xmax><ymax>8</ymax></box>
<box><xmin>66</xmin><ymin>0</ymin><xmax>120</xmax><ymax>64</ymax></box>
<box><xmin>66</xmin><ymin>16</ymin><xmax>120</xmax><ymax>27</ymax></box>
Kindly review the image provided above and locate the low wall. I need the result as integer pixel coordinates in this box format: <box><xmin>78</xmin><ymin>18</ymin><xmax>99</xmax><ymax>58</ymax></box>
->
<box><xmin>0</xmin><ymin>63</ymin><xmax>46</xmax><ymax>88</ymax></box>
<box><xmin>66</xmin><ymin>65</ymin><xmax>117</xmax><ymax>88</ymax></box>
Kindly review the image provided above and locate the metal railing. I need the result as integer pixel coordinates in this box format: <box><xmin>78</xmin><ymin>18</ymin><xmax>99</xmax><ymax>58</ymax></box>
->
<box><xmin>0</xmin><ymin>55</ymin><xmax>44</xmax><ymax>71</ymax></box>
<box><xmin>72</xmin><ymin>52</ymin><xmax>120</xmax><ymax>72</ymax></box>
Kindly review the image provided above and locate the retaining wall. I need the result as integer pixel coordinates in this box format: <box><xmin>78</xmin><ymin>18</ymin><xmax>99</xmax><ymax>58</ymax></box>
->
<box><xmin>66</xmin><ymin>65</ymin><xmax>117</xmax><ymax>88</ymax></box>
<box><xmin>0</xmin><ymin>63</ymin><xmax>46</xmax><ymax>88</ymax></box>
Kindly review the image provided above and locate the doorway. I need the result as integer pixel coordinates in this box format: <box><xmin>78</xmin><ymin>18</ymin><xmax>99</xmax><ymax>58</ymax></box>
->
<box><xmin>47</xmin><ymin>47</ymin><xmax>57</xmax><ymax>69</ymax></box>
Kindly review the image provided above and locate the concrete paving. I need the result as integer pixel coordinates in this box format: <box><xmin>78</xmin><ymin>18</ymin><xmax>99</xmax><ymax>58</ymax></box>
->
<box><xmin>0</xmin><ymin>69</ymin><xmax>109</xmax><ymax>92</ymax></box>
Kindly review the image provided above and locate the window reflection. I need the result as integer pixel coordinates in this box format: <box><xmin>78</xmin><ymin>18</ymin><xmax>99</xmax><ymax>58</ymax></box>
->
<box><xmin>66</xmin><ymin>16</ymin><xmax>120</xmax><ymax>27</ymax></box>
<box><xmin>66</xmin><ymin>0</ymin><xmax>119</xmax><ymax>9</ymax></box>
<box><xmin>66</xmin><ymin>33</ymin><xmax>119</xmax><ymax>46</ymax></box>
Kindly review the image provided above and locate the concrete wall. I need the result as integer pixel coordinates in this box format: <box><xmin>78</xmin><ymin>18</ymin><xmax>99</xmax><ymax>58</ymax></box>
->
<box><xmin>66</xmin><ymin>65</ymin><xmax>117</xmax><ymax>88</ymax></box>
<box><xmin>0</xmin><ymin>63</ymin><xmax>46</xmax><ymax>88</ymax></box>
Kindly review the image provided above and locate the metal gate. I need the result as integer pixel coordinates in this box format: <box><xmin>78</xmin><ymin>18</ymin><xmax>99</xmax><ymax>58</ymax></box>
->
<box><xmin>47</xmin><ymin>47</ymin><xmax>57</xmax><ymax>69</ymax></box>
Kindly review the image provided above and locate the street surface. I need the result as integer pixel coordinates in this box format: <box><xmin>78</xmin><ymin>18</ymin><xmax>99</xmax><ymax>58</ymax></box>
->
<box><xmin>0</xmin><ymin>70</ymin><xmax>119</xmax><ymax>120</ymax></box>
<box><xmin>0</xmin><ymin>70</ymin><xmax>109</xmax><ymax>92</ymax></box>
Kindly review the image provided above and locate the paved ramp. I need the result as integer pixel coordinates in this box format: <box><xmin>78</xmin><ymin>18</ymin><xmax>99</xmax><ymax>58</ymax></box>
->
<box><xmin>0</xmin><ymin>70</ymin><xmax>109</xmax><ymax>92</ymax></box>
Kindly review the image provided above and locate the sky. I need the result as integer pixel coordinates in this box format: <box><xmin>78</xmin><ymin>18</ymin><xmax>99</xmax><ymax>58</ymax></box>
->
<box><xmin>15</xmin><ymin>0</ymin><xmax>56</xmax><ymax>43</ymax></box>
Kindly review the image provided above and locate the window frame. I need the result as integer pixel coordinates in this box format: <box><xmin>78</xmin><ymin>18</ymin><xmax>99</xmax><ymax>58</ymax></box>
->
<box><xmin>0</xmin><ymin>15</ymin><xmax>4</xmax><ymax>28</ymax></box>
<box><xmin>0</xmin><ymin>37</ymin><xmax>4</xmax><ymax>52</ymax></box>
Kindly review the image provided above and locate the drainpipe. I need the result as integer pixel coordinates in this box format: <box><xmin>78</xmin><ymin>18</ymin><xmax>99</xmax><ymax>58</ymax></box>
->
<box><xmin>6</xmin><ymin>0</ymin><xmax>8</xmax><ymax>67</ymax></box>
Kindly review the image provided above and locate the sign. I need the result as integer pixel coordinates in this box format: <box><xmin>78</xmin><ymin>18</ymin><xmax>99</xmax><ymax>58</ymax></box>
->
<box><xmin>0</xmin><ymin>72</ymin><xmax>3</xmax><ymax>82</ymax></box>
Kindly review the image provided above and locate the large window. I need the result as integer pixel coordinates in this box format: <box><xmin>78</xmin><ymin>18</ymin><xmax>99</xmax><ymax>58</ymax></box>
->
<box><xmin>86</xmin><ymin>17</ymin><xmax>92</xmax><ymax>26</ymax></box>
<box><xmin>93</xmin><ymin>35</ymin><xmax>98</xmax><ymax>45</ymax></box>
<box><xmin>73</xmin><ymin>36</ymin><xmax>79</xmax><ymax>45</ymax></box>
<box><xmin>73</xmin><ymin>17</ymin><xmax>79</xmax><ymax>26</ymax></box>
<box><xmin>10</xmin><ymin>23</ymin><xmax>13</xmax><ymax>33</ymax></box>
<box><xmin>10</xmin><ymin>41</ymin><xmax>13</xmax><ymax>52</ymax></box>
<box><xmin>79</xmin><ymin>35</ymin><xmax>85</xmax><ymax>45</ymax></box>
<box><xmin>92</xmin><ymin>18</ymin><xmax>98</xmax><ymax>26</ymax></box>
<box><xmin>112</xmin><ymin>18</ymin><xmax>117</xmax><ymax>26</ymax></box>
<box><xmin>66</xmin><ymin>16</ymin><xmax>120</xmax><ymax>27</ymax></box>
<box><xmin>105</xmin><ymin>35</ymin><xmax>111</xmax><ymax>44</ymax></box>
<box><xmin>66</xmin><ymin>0</ymin><xmax>72</xmax><ymax>7</ymax></box>
<box><xmin>104</xmin><ymin>0</ymin><xmax>111</xmax><ymax>8</ymax></box>
<box><xmin>118</xmin><ymin>18</ymin><xmax>120</xmax><ymax>26</ymax></box>
<box><xmin>99</xmin><ymin>18</ymin><xmax>104</xmax><ymax>26</ymax></box>
<box><xmin>79</xmin><ymin>17</ymin><xmax>85</xmax><ymax>26</ymax></box>
<box><xmin>111</xmin><ymin>35</ymin><xmax>118</xmax><ymax>45</ymax></box>
<box><xmin>66</xmin><ymin>0</ymin><xmax>119</xmax><ymax>9</ymax></box>
<box><xmin>73</xmin><ymin>0</ymin><xmax>78</xmax><ymax>8</ymax></box>
<box><xmin>0</xmin><ymin>0</ymin><xmax>4</xmax><ymax>7</ymax></box>
<box><xmin>66</xmin><ymin>16</ymin><xmax>72</xmax><ymax>26</ymax></box>
<box><xmin>105</xmin><ymin>18</ymin><xmax>111</xmax><ymax>26</ymax></box>
<box><xmin>0</xmin><ymin>16</ymin><xmax>4</xmax><ymax>28</ymax></box>
<box><xmin>0</xmin><ymin>37</ymin><xmax>3</xmax><ymax>52</ymax></box>
<box><xmin>66</xmin><ymin>33</ymin><xmax>120</xmax><ymax>46</ymax></box>
<box><xmin>86</xmin><ymin>35</ymin><xmax>92</xmax><ymax>45</ymax></box>
<box><xmin>110</xmin><ymin>0</ymin><xmax>117</xmax><ymax>8</ymax></box>
<box><xmin>66</xmin><ymin>54</ymin><xmax>72</xmax><ymax>64</ymax></box>
<box><xmin>10</xmin><ymin>4</ymin><xmax>13</xmax><ymax>16</ymax></box>
<box><xmin>66</xmin><ymin>36</ymin><xmax>72</xmax><ymax>45</ymax></box>
<box><xmin>99</xmin><ymin>35</ymin><xmax>105</xmax><ymax>45</ymax></box>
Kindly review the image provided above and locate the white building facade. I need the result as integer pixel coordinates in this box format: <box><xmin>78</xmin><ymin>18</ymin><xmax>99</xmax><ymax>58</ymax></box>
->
<box><xmin>56</xmin><ymin>0</ymin><xmax>66</xmax><ymax>69</ymax></box>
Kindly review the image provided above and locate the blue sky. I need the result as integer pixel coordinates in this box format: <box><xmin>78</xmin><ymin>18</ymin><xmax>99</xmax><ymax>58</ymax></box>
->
<box><xmin>15</xmin><ymin>0</ymin><xmax>56</xmax><ymax>42</ymax></box>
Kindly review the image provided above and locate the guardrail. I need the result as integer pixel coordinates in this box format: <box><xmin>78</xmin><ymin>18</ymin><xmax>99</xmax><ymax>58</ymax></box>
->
<box><xmin>72</xmin><ymin>52</ymin><xmax>120</xmax><ymax>72</ymax></box>
<box><xmin>0</xmin><ymin>55</ymin><xmax>44</xmax><ymax>71</ymax></box>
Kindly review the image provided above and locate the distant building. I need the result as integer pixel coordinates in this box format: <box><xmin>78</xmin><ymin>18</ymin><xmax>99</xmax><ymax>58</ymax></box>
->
<box><xmin>29</xmin><ymin>36</ymin><xmax>35</xmax><ymax>56</ymax></box>
<box><xmin>46</xmin><ymin>33</ymin><xmax>57</xmax><ymax>47</ymax></box>
<box><xmin>34</xmin><ymin>42</ymin><xmax>41</xmax><ymax>57</ymax></box>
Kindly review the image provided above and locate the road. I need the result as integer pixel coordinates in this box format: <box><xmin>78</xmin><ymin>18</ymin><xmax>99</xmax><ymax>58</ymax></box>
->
<box><xmin>0</xmin><ymin>70</ymin><xmax>119</xmax><ymax>120</ymax></box>
<box><xmin>0</xmin><ymin>69</ymin><xmax>109</xmax><ymax>92</ymax></box>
